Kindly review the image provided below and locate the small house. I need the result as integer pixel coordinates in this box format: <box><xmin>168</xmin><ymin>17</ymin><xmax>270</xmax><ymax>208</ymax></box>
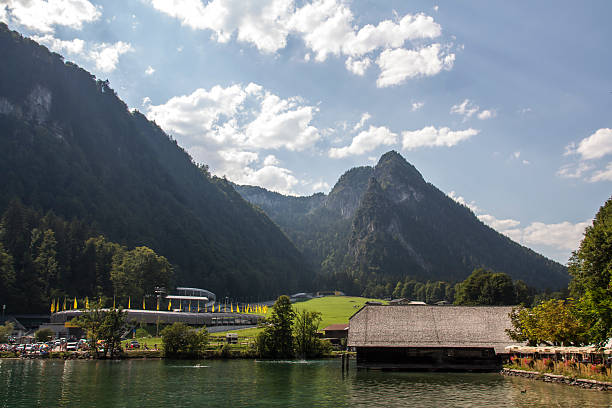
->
<box><xmin>348</xmin><ymin>304</ymin><xmax>515</xmax><ymax>371</ymax></box>
<box><xmin>322</xmin><ymin>323</ymin><xmax>349</xmax><ymax>340</ymax></box>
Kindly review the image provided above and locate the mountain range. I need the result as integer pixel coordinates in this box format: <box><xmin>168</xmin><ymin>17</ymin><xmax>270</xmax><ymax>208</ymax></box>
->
<box><xmin>236</xmin><ymin>151</ymin><xmax>569</xmax><ymax>290</ymax></box>
<box><xmin>0</xmin><ymin>24</ymin><xmax>567</xmax><ymax>308</ymax></box>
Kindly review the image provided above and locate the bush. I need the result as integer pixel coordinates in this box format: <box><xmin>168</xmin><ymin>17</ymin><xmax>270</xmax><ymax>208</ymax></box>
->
<box><xmin>161</xmin><ymin>322</ymin><xmax>208</xmax><ymax>357</ymax></box>
<box><xmin>35</xmin><ymin>328</ymin><xmax>53</xmax><ymax>342</ymax></box>
<box><xmin>135</xmin><ymin>328</ymin><xmax>149</xmax><ymax>339</ymax></box>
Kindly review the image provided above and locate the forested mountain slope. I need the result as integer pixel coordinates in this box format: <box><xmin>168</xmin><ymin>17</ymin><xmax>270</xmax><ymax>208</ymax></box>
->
<box><xmin>237</xmin><ymin>152</ymin><xmax>569</xmax><ymax>291</ymax></box>
<box><xmin>0</xmin><ymin>24</ymin><xmax>312</xmax><ymax>301</ymax></box>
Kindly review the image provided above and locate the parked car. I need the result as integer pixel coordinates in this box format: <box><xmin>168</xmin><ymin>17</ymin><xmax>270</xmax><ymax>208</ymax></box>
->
<box><xmin>128</xmin><ymin>340</ymin><xmax>140</xmax><ymax>350</ymax></box>
<box><xmin>66</xmin><ymin>342</ymin><xmax>78</xmax><ymax>351</ymax></box>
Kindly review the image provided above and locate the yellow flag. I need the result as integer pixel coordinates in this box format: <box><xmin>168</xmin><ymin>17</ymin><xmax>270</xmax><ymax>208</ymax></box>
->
<box><xmin>128</xmin><ymin>297</ymin><xmax>131</xmax><ymax>309</ymax></box>
<box><xmin>157</xmin><ymin>298</ymin><xmax>160</xmax><ymax>311</ymax></box>
<box><xmin>86</xmin><ymin>297</ymin><xmax>89</xmax><ymax>309</ymax></box>
<box><xmin>237</xmin><ymin>305</ymin><xmax>240</xmax><ymax>313</ymax></box>
<box><xmin>231</xmin><ymin>303</ymin><xmax>233</xmax><ymax>313</ymax></box>
<box><xmin>188</xmin><ymin>300</ymin><xmax>191</xmax><ymax>312</ymax></box>
<box><xmin>113</xmin><ymin>296</ymin><xmax>116</xmax><ymax>309</ymax></box>
<box><xmin>198</xmin><ymin>301</ymin><xmax>200</xmax><ymax>312</ymax></box>
<box><xmin>73</xmin><ymin>298</ymin><xmax>78</xmax><ymax>309</ymax></box>
<box><xmin>51</xmin><ymin>299</ymin><xmax>55</xmax><ymax>313</ymax></box>
<box><xmin>212</xmin><ymin>303</ymin><xmax>215</xmax><ymax>313</ymax></box>
<box><xmin>168</xmin><ymin>299</ymin><xmax>172</xmax><ymax>311</ymax></box>
<box><xmin>62</xmin><ymin>298</ymin><xmax>66</xmax><ymax>311</ymax></box>
<box><xmin>142</xmin><ymin>297</ymin><xmax>145</xmax><ymax>310</ymax></box>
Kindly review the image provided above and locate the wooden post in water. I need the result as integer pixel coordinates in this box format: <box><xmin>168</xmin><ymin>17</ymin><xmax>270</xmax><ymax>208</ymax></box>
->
<box><xmin>341</xmin><ymin>353</ymin><xmax>345</xmax><ymax>373</ymax></box>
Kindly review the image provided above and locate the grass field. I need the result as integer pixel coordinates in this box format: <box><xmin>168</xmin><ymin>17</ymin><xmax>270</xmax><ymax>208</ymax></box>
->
<box><xmin>127</xmin><ymin>296</ymin><xmax>386</xmax><ymax>348</ymax></box>
<box><xmin>210</xmin><ymin>296</ymin><xmax>386</xmax><ymax>340</ymax></box>
<box><xmin>292</xmin><ymin>296</ymin><xmax>386</xmax><ymax>329</ymax></box>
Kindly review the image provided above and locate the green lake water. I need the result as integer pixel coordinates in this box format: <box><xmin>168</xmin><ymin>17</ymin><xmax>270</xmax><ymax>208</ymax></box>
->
<box><xmin>1</xmin><ymin>359</ymin><xmax>610</xmax><ymax>407</ymax></box>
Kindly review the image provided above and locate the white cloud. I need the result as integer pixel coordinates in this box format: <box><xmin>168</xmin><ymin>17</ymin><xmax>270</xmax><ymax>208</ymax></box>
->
<box><xmin>29</xmin><ymin>34</ymin><xmax>132</xmax><ymax>74</ymax></box>
<box><xmin>341</xmin><ymin>12</ymin><xmax>441</xmax><ymax>56</ymax></box>
<box><xmin>345</xmin><ymin>56</ymin><xmax>371</xmax><ymax>76</ymax></box>
<box><xmin>2</xmin><ymin>0</ymin><xmax>101</xmax><ymax>33</ymax></box>
<box><xmin>512</xmin><ymin>221</ymin><xmax>590</xmax><ymax>251</ymax></box>
<box><xmin>242</xmin><ymin>165</ymin><xmax>298</xmax><ymax>194</ymax></box>
<box><xmin>245</xmin><ymin>92</ymin><xmax>320</xmax><ymax>151</ymax></box>
<box><xmin>287</xmin><ymin>0</ymin><xmax>354</xmax><ymax>61</ymax></box>
<box><xmin>263</xmin><ymin>154</ymin><xmax>280</xmax><ymax>166</ymax></box>
<box><xmin>450</xmin><ymin>98</ymin><xmax>478</xmax><ymax>119</ymax></box>
<box><xmin>149</xmin><ymin>0</ymin><xmax>292</xmax><ymax>53</ymax></box>
<box><xmin>522</xmin><ymin>159</ymin><xmax>530</xmax><ymax>165</ymax></box>
<box><xmin>559</xmin><ymin>129</ymin><xmax>612</xmax><ymax>183</ymax></box>
<box><xmin>411</xmin><ymin>101</ymin><xmax>424</xmax><ymax>112</ymax></box>
<box><xmin>30</xmin><ymin>34</ymin><xmax>85</xmax><ymax>54</ymax></box>
<box><xmin>477</xmin><ymin>109</ymin><xmax>496</xmax><ymax>120</ymax></box>
<box><xmin>477</xmin><ymin>214</ymin><xmax>520</xmax><ymax>231</ymax></box>
<box><xmin>449</xmin><ymin>190</ymin><xmax>590</xmax><ymax>262</ymax></box>
<box><xmin>376</xmin><ymin>44</ymin><xmax>455</xmax><ymax>87</ymax></box>
<box><xmin>447</xmin><ymin>191</ymin><xmax>480</xmax><ymax>213</ymax></box>
<box><xmin>148</xmin><ymin>0</ymin><xmax>451</xmax><ymax>83</ymax></box>
<box><xmin>142</xmin><ymin>96</ymin><xmax>152</xmax><ymax>106</ymax></box>
<box><xmin>589</xmin><ymin>162</ymin><xmax>612</xmax><ymax>182</ymax></box>
<box><xmin>557</xmin><ymin>162</ymin><xmax>594</xmax><ymax>179</ymax></box>
<box><xmin>329</xmin><ymin>125</ymin><xmax>397</xmax><ymax>158</ymax></box>
<box><xmin>145</xmin><ymin>65</ymin><xmax>155</xmax><ymax>75</ymax></box>
<box><xmin>145</xmin><ymin>83</ymin><xmax>323</xmax><ymax>194</ymax></box>
<box><xmin>569</xmin><ymin>128</ymin><xmax>612</xmax><ymax>160</ymax></box>
<box><xmin>352</xmin><ymin>112</ymin><xmax>371</xmax><ymax>132</ymax></box>
<box><xmin>451</xmin><ymin>99</ymin><xmax>496</xmax><ymax>121</ymax></box>
<box><xmin>402</xmin><ymin>126</ymin><xmax>478</xmax><ymax>150</ymax></box>
<box><xmin>89</xmin><ymin>41</ymin><xmax>133</xmax><ymax>73</ymax></box>
<box><xmin>312</xmin><ymin>180</ymin><xmax>330</xmax><ymax>192</ymax></box>
<box><xmin>512</xmin><ymin>151</ymin><xmax>521</xmax><ymax>159</ymax></box>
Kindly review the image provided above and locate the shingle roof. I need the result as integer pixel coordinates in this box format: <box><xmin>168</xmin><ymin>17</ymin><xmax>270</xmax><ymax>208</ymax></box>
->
<box><xmin>348</xmin><ymin>305</ymin><xmax>515</xmax><ymax>353</ymax></box>
<box><xmin>323</xmin><ymin>323</ymin><xmax>349</xmax><ymax>331</ymax></box>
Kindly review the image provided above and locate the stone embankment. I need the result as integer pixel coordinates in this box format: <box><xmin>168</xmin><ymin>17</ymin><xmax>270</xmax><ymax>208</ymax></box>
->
<box><xmin>502</xmin><ymin>368</ymin><xmax>611</xmax><ymax>391</ymax></box>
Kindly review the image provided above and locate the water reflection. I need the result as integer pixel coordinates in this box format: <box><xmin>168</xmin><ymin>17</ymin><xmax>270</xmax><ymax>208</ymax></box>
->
<box><xmin>0</xmin><ymin>359</ymin><xmax>609</xmax><ymax>408</ymax></box>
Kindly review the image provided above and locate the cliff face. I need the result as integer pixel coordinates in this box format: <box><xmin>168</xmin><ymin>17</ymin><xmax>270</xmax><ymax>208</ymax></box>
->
<box><xmin>236</xmin><ymin>151</ymin><xmax>569</xmax><ymax>290</ymax></box>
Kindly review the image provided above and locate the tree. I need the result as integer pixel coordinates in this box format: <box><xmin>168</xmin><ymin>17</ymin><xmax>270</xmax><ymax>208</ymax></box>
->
<box><xmin>35</xmin><ymin>328</ymin><xmax>53</xmax><ymax>342</ymax></box>
<box><xmin>31</xmin><ymin>228</ymin><xmax>59</xmax><ymax>298</ymax></box>
<box><xmin>0</xmin><ymin>322</ymin><xmax>14</xmax><ymax>342</ymax></box>
<box><xmin>99</xmin><ymin>308</ymin><xmax>127</xmax><ymax>359</ymax></box>
<box><xmin>74</xmin><ymin>304</ymin><xmax>127</xmax><ymax>358</ymax></box>
<box><xmin>0</xmin><ymin>243</ymin><xmax>15</xmax><ymax>304</ymax></box>
<box><xmin>293</xmin><ymin>309</ymin><xmax>324</xmax><ymax>358</ymax></box>
<box><xmin>110</xmin><ymin>246</ymin><xmax>173</xmax><ymax>302</ymax></box>
<box><xmin>568</xmin><ymin>196</ymin><xmax>612</xmax><ymax>345</ymax></box>
<box><xmin>506</xmin><ymin>299</ymin><xmax>590</xmax><ymax>346</ymax></box>
<box><xmin>256</xmin><ymin>295</ymin><xmax>296</xmax><ymax>358</ymax></box>
<box><xmin>454</xmin><ymin>268</ymin><xmax>516</xmax><ymax>305</ymax></box>
<box><xmin>161</xmin><ymin>322</ymin><xmax>209</xmax><ymax>357</ymax></box>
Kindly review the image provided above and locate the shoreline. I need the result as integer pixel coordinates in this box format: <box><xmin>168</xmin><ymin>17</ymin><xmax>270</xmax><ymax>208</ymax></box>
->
<box><xmin>502</xmin><ymin>368</ymin><xmax>611</xmax><ymax>391</ymax></box>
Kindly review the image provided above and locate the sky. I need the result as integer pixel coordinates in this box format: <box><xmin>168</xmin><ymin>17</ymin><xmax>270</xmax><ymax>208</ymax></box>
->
<box><xmin>1</xmin><ymin>0</ymin><xmax>611</xmax><ymax>264</ymax></box>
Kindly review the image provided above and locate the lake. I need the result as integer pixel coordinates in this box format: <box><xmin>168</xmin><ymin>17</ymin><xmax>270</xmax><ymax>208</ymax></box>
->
<box><xmin>0</xmin><ymin>359</ymin><xmax>610</xmax><ymax>407</ymax></box>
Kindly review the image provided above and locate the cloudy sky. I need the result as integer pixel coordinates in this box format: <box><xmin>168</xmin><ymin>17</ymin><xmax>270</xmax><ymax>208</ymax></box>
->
<box><xmin>2</xmin><ymin>0</ymin><xmax>611</xmax><ymax>264</ymax></box>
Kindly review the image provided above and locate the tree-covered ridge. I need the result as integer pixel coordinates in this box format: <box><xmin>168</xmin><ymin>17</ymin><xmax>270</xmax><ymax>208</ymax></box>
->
<box><xmin>0</xmin><ymin>201</ymin><xmax>173</xmax><ymax>313</ymax></box>
<box><xmin>0</xmin><ymin>23</ymin><xmax>312</xmax><ymax>301</ymax></box>
<box><xmin>237</xmin><ymin>151</ymin><xmax>569</xmax><ymax>294</ymax></box>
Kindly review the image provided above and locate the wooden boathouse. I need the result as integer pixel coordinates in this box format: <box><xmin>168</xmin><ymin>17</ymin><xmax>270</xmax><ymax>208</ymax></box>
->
<box><xmin>348</xmin><ymin>304</ymin><xmax>515</xmax><ymax>371</ymax></box>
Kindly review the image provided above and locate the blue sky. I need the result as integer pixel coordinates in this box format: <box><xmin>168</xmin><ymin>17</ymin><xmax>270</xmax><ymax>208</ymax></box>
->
<box><xmin>2</xmin><ymin>0</ymin><xmax>611</xmax><ymax>264</ymax></box>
